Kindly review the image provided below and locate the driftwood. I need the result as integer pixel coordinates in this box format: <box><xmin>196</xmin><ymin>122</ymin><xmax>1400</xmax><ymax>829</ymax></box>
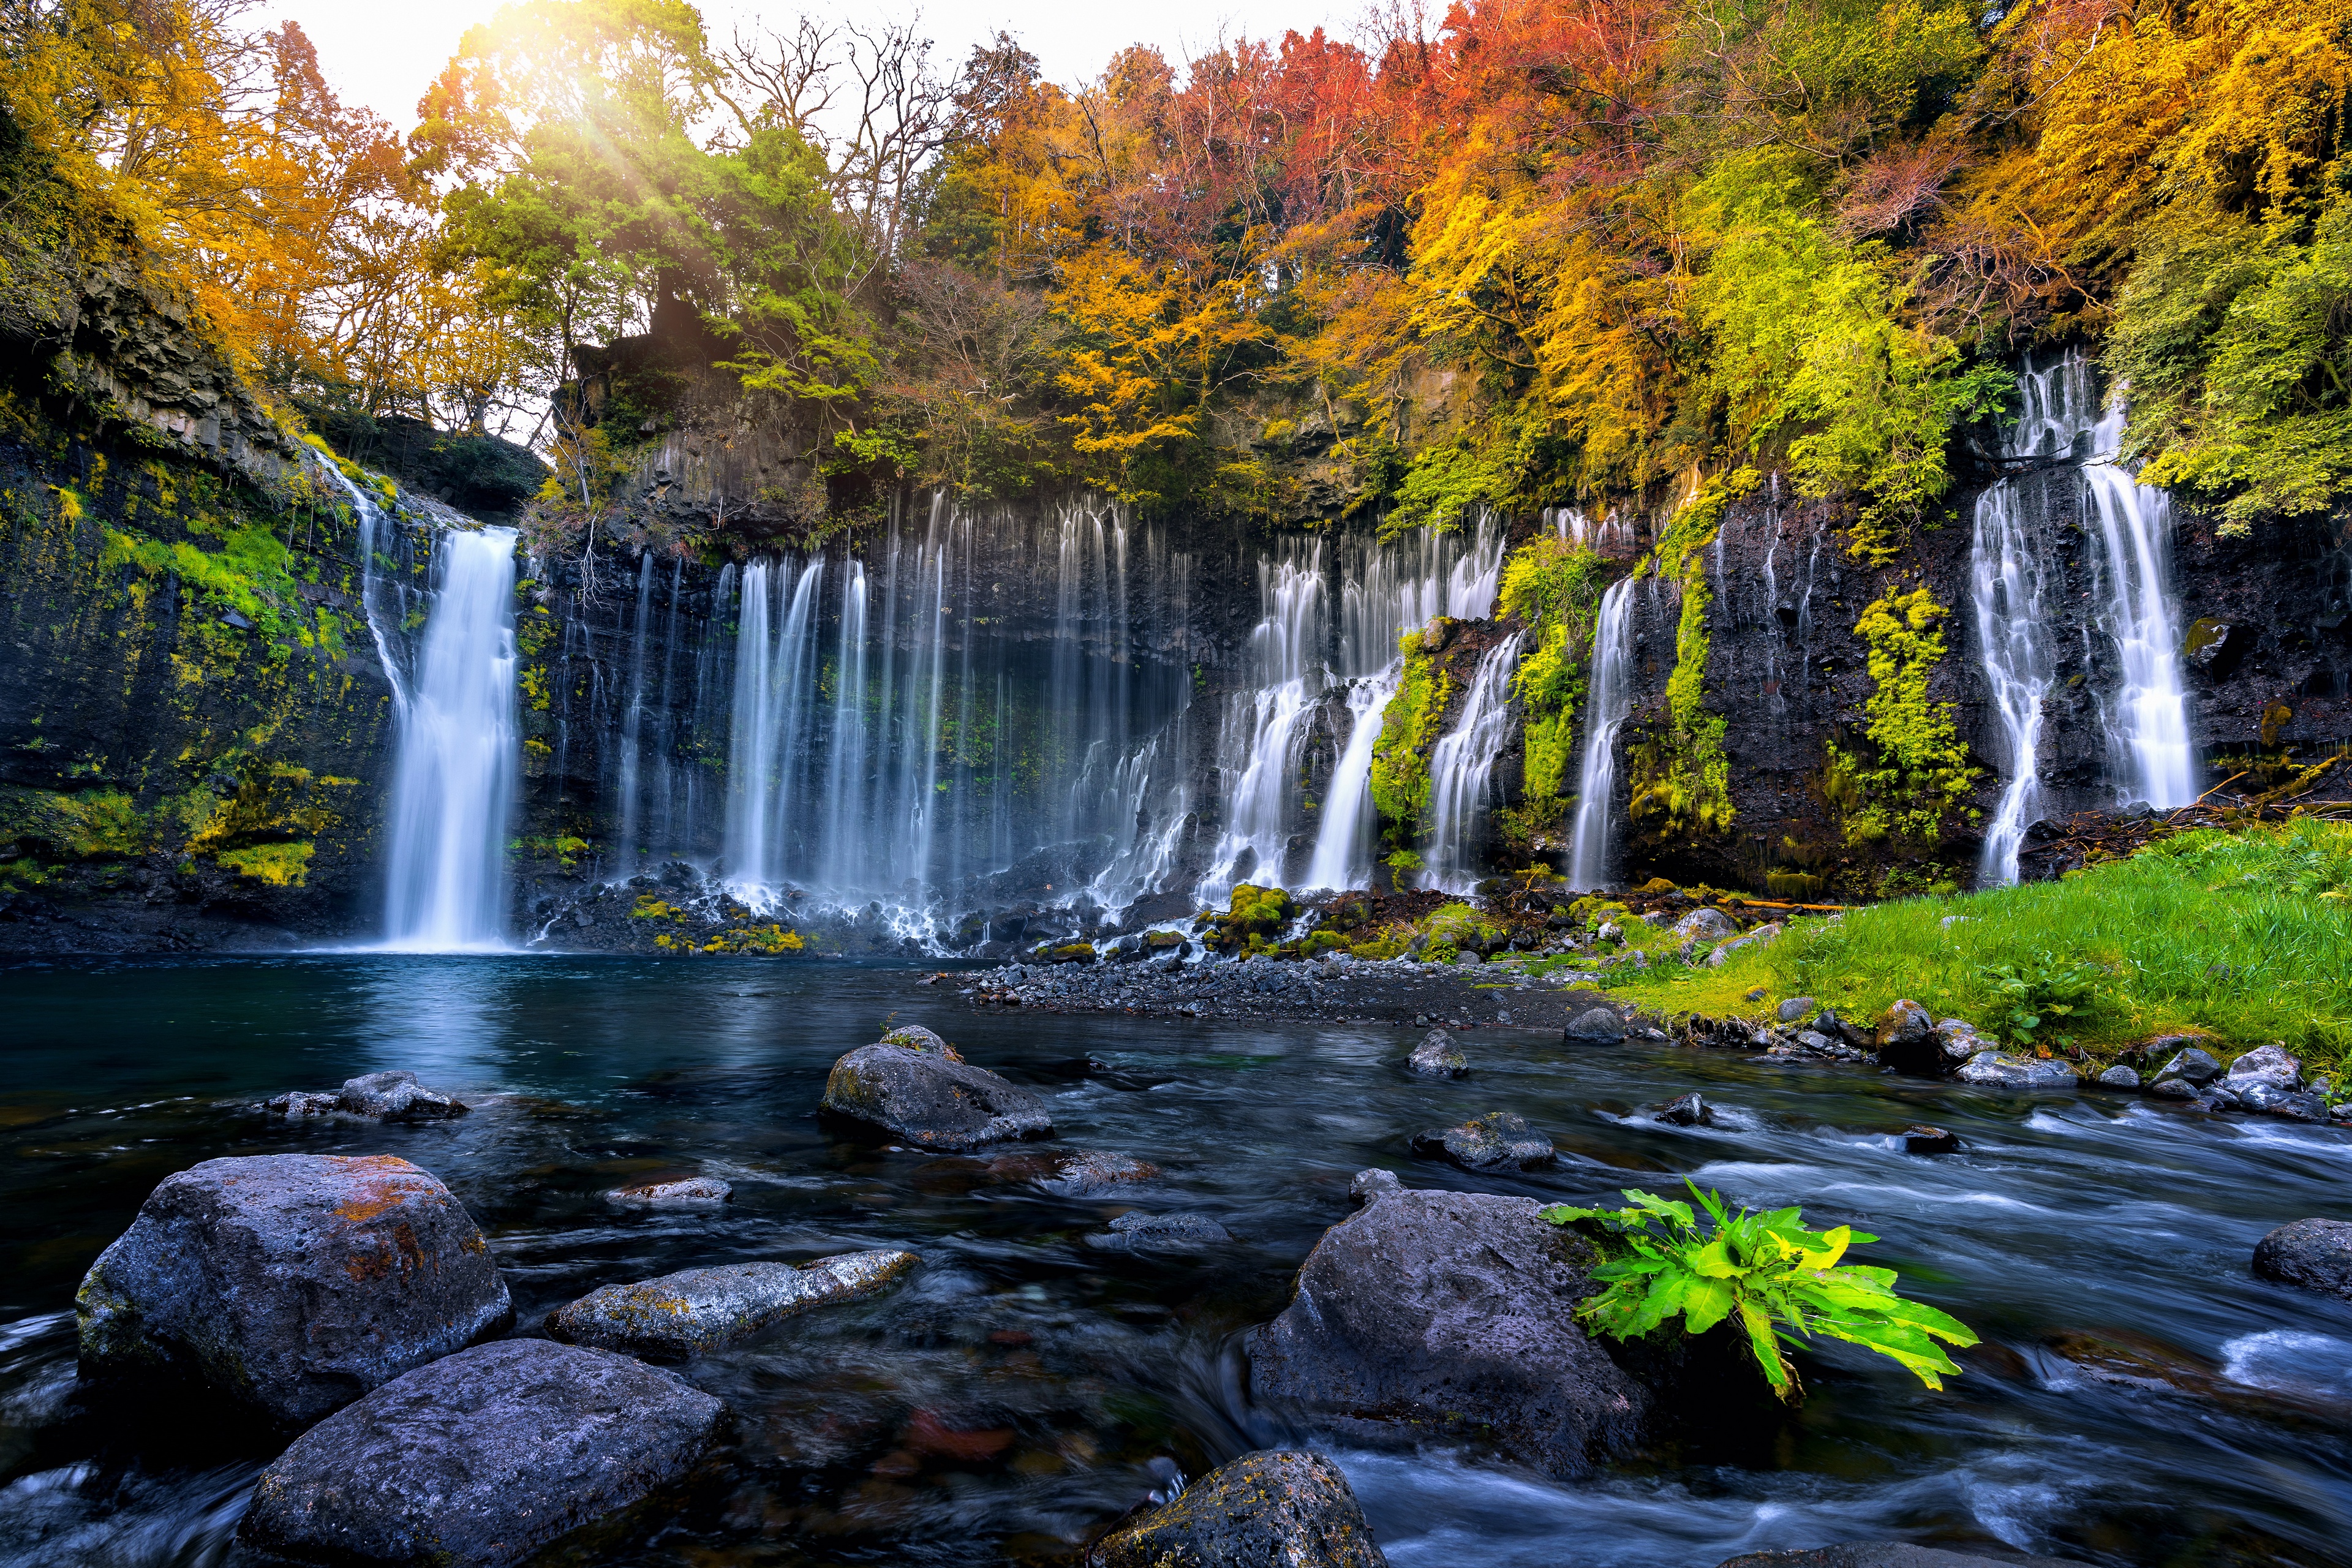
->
<box><xmin>2018</xmin><ymin>756</ymin><xmax>2352</xmax><ymax>881</ymax></box>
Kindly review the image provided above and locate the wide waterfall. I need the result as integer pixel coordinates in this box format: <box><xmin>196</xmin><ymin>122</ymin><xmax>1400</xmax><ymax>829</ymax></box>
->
<box><xmin>379</xmin><ymin>527</ymin><xmax>522</xmax><ymax>951</ymax></box>
<box><xmin>1200</xmin><ymin>514</ymin><xmax>1505</xmax><ymax>898</ymax></box>
<box><xmin>719</xmin><ymin>499</ymin><xmax>1191</xmax><ymax>931</ymax></box>
<box><xmin>1568</xmin><ymin>573</ymin><xmax>1639</xmax><ymax>890</ymax></box>
<box><xmin>1972</xmin><ymin>351</ymin><xmax>2195</xmax><ymax>883</ymax></box>
<box><xmin>1422</xmin><ymin>631</ymin><xmax>1526</xmax><ymax>892</ymax></box>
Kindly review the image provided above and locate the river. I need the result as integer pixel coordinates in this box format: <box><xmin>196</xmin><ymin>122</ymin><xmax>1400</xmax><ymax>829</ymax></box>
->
<box><xmin>2</xmin><ymin>957</ymin><xmax>2347</xmax><ymax>1566</ymax></box>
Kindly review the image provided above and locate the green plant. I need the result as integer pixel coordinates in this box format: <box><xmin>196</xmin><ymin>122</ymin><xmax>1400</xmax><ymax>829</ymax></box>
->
<box><xmin>1975</xmin><ymin>952</ymin><xmax>2104</xmax><ymax>1048</ymax></box>
<box><xmin>1542</xmin><ymin>1182</ymin><xmax>1977</xmax><ymax>1401</ymax></box>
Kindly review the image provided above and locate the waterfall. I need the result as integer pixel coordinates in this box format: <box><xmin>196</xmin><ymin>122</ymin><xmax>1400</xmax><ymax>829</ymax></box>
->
<box><xmin>380</xmin><ymin>527</ymin><xmax>522</xmax><ymax>951</ymax></box>
<box><xmin>1972</xmin><ymin>351</ymin><xmax>2195</xmax><ymax>883</ymax></box>
<box><xmin>1199</xmin><ymin>546</ymin><xmax>1327</xmax><ymax>895</ymax></box>
<box><xmin>1303</xmin><ymin>667</ymin><xmax>1398</xmax><ymax>889</ymax></box>
<box><xmin>1567</xmin><ymin>575</ymin><xmax>1638</xmax><ymax>890</ymax></box>
<box><xmin>1421</xmin><ymin>631</ymin><xmax>1525</xmax><ymax>892</ymax></box>
<box><xmin>613</xmin><ymin>554</ymin><xmax>655</xmax><ymax>876</ymax></box>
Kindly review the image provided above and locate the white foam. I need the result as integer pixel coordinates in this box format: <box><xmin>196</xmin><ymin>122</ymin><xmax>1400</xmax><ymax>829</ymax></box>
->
<box><xmin>2220</xmin><ymin>1329</ymin><xmax>2352</xmax><ymax>1400</ymax></box>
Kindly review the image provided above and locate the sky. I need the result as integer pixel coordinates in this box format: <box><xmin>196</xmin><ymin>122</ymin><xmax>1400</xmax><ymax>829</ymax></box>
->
<box><xmin>273</xmin><ymin>0</ymin><xmax>1341</xmax><ymax>132</ymax></box>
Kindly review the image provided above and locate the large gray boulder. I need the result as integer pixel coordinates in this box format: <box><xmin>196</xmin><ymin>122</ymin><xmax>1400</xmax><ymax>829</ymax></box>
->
<box><xmin>545</xmin><ymin>1250</ymin><xmax>918</xmax><ymax>1356</ymax></box>
<box><xmin>76</xmin><ymin>1154</ymin><xmax>511</xmax><ymax>1427</ymax></box>
<box><xmin>1672</xmin><ymin>907</ymin><xmax>1736</xmax><ymax>943</ymax></box>
<box><xmin>238</xmin><ymin>1339</ymin><xmax>725</xmax><ymax>1568</ymax></box>
<box><xmin>2252</xmin><ymin>1219</ymin><xmax>2352</xmax><ymax>1300</ymax></box>
<box><xmin>1087</xmin><ymin>1450</ymin><xmax>1388</xmax><ymax>1567</ymax></box>
<box><xmin>821</xmin><ymin>1036</ymin><xmax>1053</xmax><ymax>1149</ymax></box>
<box><xmin>2225</xmin><ymin>1043</ymin><xmax>2302</xmax><ymax>1093</ymax></box>
<box><xmin>1952</xmin><ymin>1051</ymin><xmax>2078</xmax><ymax>1091</ymax></box>
<box><xmin>1246</xmin><ymin>1189</ymin><xmax>1649</xmax><ymax>1477</ymax></box>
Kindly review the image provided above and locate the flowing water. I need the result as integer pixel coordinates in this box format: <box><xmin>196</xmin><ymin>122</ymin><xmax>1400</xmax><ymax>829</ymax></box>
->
<box><xmin>3</xmin><ymin>958</ymin><xmax>2349</xmax><ymax>1567</ymax></box>
<box><xmin>1569</xmin><ymin>576</ymin><xmax>1640</xmax><ymax>891</ymax></box>
<box><xmin>1421</xmin><ymin>633</ymin><xmax>1526</xmax><ymax>894</ymax></box>
<box><xmin>1303</xmin><ymin>669</ymin><xmax>1400</xmax><ymax>891</ymax></box>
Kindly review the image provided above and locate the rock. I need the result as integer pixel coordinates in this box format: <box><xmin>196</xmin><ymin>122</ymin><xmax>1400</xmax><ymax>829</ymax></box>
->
<box><xmin>1409</xmin><ymin>1110</ymin><xmax>1556</xmax><ymax>1171</ymax></box>
<box><xmin>1246</xmin><ymin>1189</ymin><xmax>1649</xmax><ymax>1477</ymax></box>
<box><xmin>878</xmin><ymin>1023</ymin><xmax>963</xmax><ymax>1060</ymax></box>
<box><xmin>545</xmin><ymin>1251</ymin><xmax>918</xmax><ymax>1355</ymax></box>
<box><xmin>1563</xmin><ymin>1006</ymin><xmax>1627</xmax><ymax>1043</ymax></box>
<box><xmin>821</xmin><ymin>1039</ymin><xmax>1052</xmax><ymax>1149</ymax></box>
<box><xmin>1596</xmin><ymin>920</ymin><xmax>1624</xmax><ymax>944</ymax></box>
<box><xmin>2149</xmin><ymin>1076</ymin><xmax>2201</xmax><ymax>1100</ymax></box>
<box><xmin>1349</xmin><ymin>1168</ymin><xmax>1404</xmax><ymax>1206</ymax></box>
<box><xmin>76</xmin><ymin>1154</ymin><xmax>512</xmax><ymax>1428</ymax></box>
<box><xmin>1408</xmin><ymin>1029</ymin><xmax>1469</xmax><ymax>1077</ymax></box>
<box><xmin>2153</xmin><ymin>1045</ymin><xmax>2224</xmax><ymax>1087</ymax></box>
<box><xmin>1654</xmin><ymin>1093</ymin><xmax>1714</xmax><ymax>1127</ymax></box>
<box><xmin>1792</xmin><ymin>1030</ymin><xmax>1839</xmax><ymax>1054</ymax></box>
<box><xmin>1084</xmin><ymin>1212</ymin><xmax>1233</xmax><ymax>1253</ymax></box>
<box><xmin>1875</xmin><ymin>1000</ymin><xmax>1937</xmax><ymax>1074</ymax></box>
<box><xmin>2267</xmin><ymin>1091</ymin><xmax>2329</xmax><ymax>1121</ymax></box>
<box><xmin>265</xmin><ymin>1090</ymin><xmax>342</xmax><ymax>1117</ymax></box>
<box><xmin>2225</xmin><ymin>1042</ymin><xmax>2301</xmax><ymax>1093</ymax></box>
<box><xmin>336</xmin><ymin>1069</ymin><xmax>467</xmax><ymax>1121</ymax></box>
<box><xmin>1454</xmin><ymin>949</ymin><xmax>1483</xmax><ymax>966</ymax></box>
<box><xmin>1672</xmin><ymin>907</ymin><xmax>1736</xmax><ymax>943</ymax></box>
<box><xmin>1086</xmin><ymin>1450</ymin><xmax>1388</xmax><ymax>1568</ymax></box>
<box><xmin>2252</xmin><ymin>1219</ymin><xmax>2352</xmax><ymax>1300</ymax></box>
<box><xmin>1898</xmin><ymin>1125</ymin><xmax>1959</xmax><ymax>1154</ymax></box>
<box><xmin>1811</xmin><ymin>1009</ymin><xmax>1872</xmax><ymax>1051</ymax></box>
<box><xmin>1047</xmin><ymin>1150</ymin><xmax>1162</xmax><ymax>1194</ymax></box>
<box><xmin>2096</xmin><ymin>1065</ymin><xmax>2141</xmax><ymax>1089</ymax></box>
<box><xmin>608</xmin><ymin>1175</ymin><xmax>733</xmax><ymax>1205</ymax></box>
<box><xmin>1952</xmin><ymin>1050</ymin><xmax>2079</xmax><ymax>1091</ymax></box>
<box><xmin>1776</xmin><ymin>996</ymin><xmax>1817</xmax><ymax>1024</ymax></box>
<box><xmin>238</xmin><ymin>1339</ymin><xmax>725</xmax><ymax>1568</ymax></box>
<box><xmin>1716</xmin><ymin>1545</ymin><xmax>2081</xmax><ymax>1567</ymax></box>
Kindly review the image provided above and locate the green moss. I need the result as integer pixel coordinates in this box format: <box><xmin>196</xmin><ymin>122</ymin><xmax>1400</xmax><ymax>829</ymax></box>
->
<box><xmin>1370</xmin><ymin>627</ymin><xmax>1454</xmax><ymax>840</ymax></box>
<box><xmin>0</xmin><ymin>786</ymin><xmax>148</xmax><ymax>860</ymax></box>
<box><xmin>1622</xmin><ymin>474</ymin><xmax>1753</xmax><ymax>843</ymax></box>
<box><xmin>213</xmin><ymin>841</ymin><xmax>314</xmax><ymax>886</ymax></box>
<box><xmin>1831</xmin><ymin>587</ymin><xmax>1980</xmax><ymax>845</ymax></box>
<box><xmin>1500</xmin><ymin>536</ymin><xmax>1604</xmax><ymax>805</ymax></box>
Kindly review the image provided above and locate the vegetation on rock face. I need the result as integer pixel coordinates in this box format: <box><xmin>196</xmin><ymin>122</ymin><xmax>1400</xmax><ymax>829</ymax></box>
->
<box><xmin>1370</xmin><ymin>627</ymin><xmax>1453</xmax><ymax>863</ymax></box>
<box><xmin>1626</xmin><ymin>474</ymin><xmax>1751</xmax><ymax>845</ymax></box>
<box><xmin>1498</xmin><ymin>536</ymin><xmax>1606</xmax><ymax>818</ymax></box>
<box><xmin>1544</xmin><ymin>1182</ymin><xmax>1978</xmax><ymax>1401</ymax></box>
<box><xmin>1830</xmin><ymin>589</ymin><xmax>1980</xmax><ymax>846</ymax></box>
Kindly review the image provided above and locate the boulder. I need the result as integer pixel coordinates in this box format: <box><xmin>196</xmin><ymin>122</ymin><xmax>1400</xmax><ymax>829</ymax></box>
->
<box><xmin>1654</xmin><ymin>1093</ymin><xmax>1714</xmax><ymax>1128</ymax></box>
<box><xmin>1409</xmin><ymin>1110</ymin><xmax>1556</xmax><ymax>1171</ymax></box>
<box><xmin>1246</xmin><ymin>1189</ymin><xmax>1649</xmax><ymax>1477</ymax></box>
<box><xmin>2152</xmin><ymin>1046</ymin><xmax>2224</xmax><ymax>1089</ymax></box>
<box><xmin>2264</xmin><ymin>1090</ymin><xmax>2329</xmax><ymax>1121</ymax></box>
<box><xmin>1898</xmin><ymin>1125</ymin><xmax>1959</xmax><ymax>1154</ymax></box>
<box><xmin>2252</xmin><ymin>1219</ymin><xmax>2352</xmax><ymax>1300</ymax></box>
<box><xmin>608</xmin><ymin>1175</ymin><xmax>733</xmax><ymax>1205</ymax></box>
<box><xmin>1874</xmin><ymin>1000</ymin><xmax>1937</xmax><ymax>1074</ymax></box>
<box><xmin>2095</xmin><ymin>1065</ymin><xmax>2141</xmax><ymax>1090</ymax></box>
<box><xmin>1408</xmin><ymin>1029</ymin><xmax>1470</xmax><ymax>1077</ymax></box>
<box><xmin>76</xmin><ymin>1154</ymin><xmax>511</xmax><ymax>1428</ymax></box>
<box><xmin>1953</xmin><ymin>1051</ymin><xmax>2079</xmax><ymax>1091</ymax></box>
<box><xmin>337</xmin><ymin>1069</ymin><xmax>468</xmax><ymax>1121</ymax></box>
<box><xmin>1087</xmin><ymin>1450</ymin><xmax>1387</xmax><ymax>1568</ymax></box>
<box><xmin>1776</xmin><ymin>996</ymin><xmax>1817</xmax><ymax>1024</ymax></box>
<box><xmin>1563</xmin><ymin>1006</ymin><xmax>1627</xmax><ymax>1043</ymax></box>
<box><xmin>1934</xmin><ymin>1020</ymin><xmax>1991</xmax><ymax>1071</ymax></box>
<box><xmin>1349</xmin><ymin>1168</ymin><xmax>1404</xmax><ymax>1206</ymax></box>
<box><xmin>2149</xmin><ymin>1076</ymin><xmax>2201</xmax><ymax>1101</ymax></box>
<box><xmin>879</xmin><ymin>1023</ymin><xmax>962</xmax><ymax>1059</ymax></box>
<box><xmin>821</xmin><ymin>1039</ymin><xmax>1053</xmax><ymax>1150</ymax></box>
<box><xmin>265</xmin><ymin>1090</ymin><xmax>342</xmax><ymax>1118</ymax></box>
<box><xmin>1811</xmin><ymin>1010</ymin><xmax>1873</xmax><ymax>1051</ymax></box>
<box><xmin>1047</xmin><ymin>1150</ymin><xmax>1163</xmax><ymax>1194</ymax></box>
<box><xmin>2224</xmin><ymin>1043</ymin><xmax>2301</xmax><ymax>1093</ymax></box>
<box><xmin>1717</xmin><ymin>1546</ymin><xmax>2082</xmax><ymax>1568</ymax></box>
<box><xmin>238</xmin><ymin>1339</ymin><xmax>725</xmax><ymax>1568</ymax></box>
<box><xmin>545</xmin><ymin>1250</ymin><xmax>918</xmax><ymax>1356</ymax></box>
<box><xmin>1672</xmin><ymin>907</ymin><xmax>1736</xmax><ymax>943</ymax></box>
<box><xmin>1084</xmin><ymin>1212</ymin><xmax>1232</xmax><ymax>1254</ymax></box>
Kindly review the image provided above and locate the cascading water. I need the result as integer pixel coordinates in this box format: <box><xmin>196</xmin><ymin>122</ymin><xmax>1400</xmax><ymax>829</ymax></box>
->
<box><xmin>1420</xmin><ymin>631</ymin><xmax>1525</xmax><ymax>892</ymax></box>
<box><xmin>1199</xmin><ymin>548</ymin><xmax>1327</xmax><ymax>895</ymax></box>
<box><xmin>1302</xmin><ymin>668</ymin><xmax>1399</xmax><ymax>890</ymax></box>
<box><xmin>1971</xmin><ymin>351</ymin><xmax>2195</xmax><ymax>883</ymax></box>
<box><xmin>379</xmin><ymin>526</ymin><xmax>522</xmax><ymax>951</ymax></box>
<box><xmin>1567</xmin><ymin>574</ymin><xmax>1638</xmax><ymax>891</ymax></box>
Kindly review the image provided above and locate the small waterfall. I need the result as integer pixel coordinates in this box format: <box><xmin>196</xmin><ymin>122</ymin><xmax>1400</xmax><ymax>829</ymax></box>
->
<box><xmin>1199</xmin><ymin>546</ymin><xmax>1327</xmax><ymax>895</ymax></box>
<box><xmin>1567</xmin><ymin>575</ymin><xmax>1638</xmax><ymax>890</ymax></box>
<box><xmin>1421</xmin><ymin>631</ymin><xmax>1525</xmax><ymax>892</ymax></box>
<box><xmin>1972</xmin><ymin>481</ymin><xmax>2057</xmax><ymax>883</ymax></box>
<box><xmin>1303</xmin><ymin>667</ymin><xmax>1399</xmax><ymax>889</ymax></box>
<box><xmin>2086</xmin><ymin>400</ymin><xmax>2195</xmax><ymax>807</ymax></box>
<box><xmin>612</xmin><ymin>554</ymin><xmax>656</xmax><ymax>876</ymax></box>
<box><xmin>380</xmin><ymin>527</ymin><xmax>522</xmax><ymax>951</ymax></box>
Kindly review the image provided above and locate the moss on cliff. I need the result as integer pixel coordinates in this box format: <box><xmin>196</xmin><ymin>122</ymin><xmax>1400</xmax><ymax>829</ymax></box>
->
<box><xmin>1624</xmin><ymin>471</ymin><xmax>1753</xmax><ymax>843</ymax></box>
<box><xmin>1498</xmin><ymin>535</ymin><xmax>1605</xmax><ymax>810</ymax></box>
<box><xmin>1370</xmin><ymin>626</ymin><xmax>1455</xmax><ymax>864</ymax></box>
<box><xmin>1829</xmin><ymin>587</ymin><xmax>1981</xmax><ymax>845</ymax></box>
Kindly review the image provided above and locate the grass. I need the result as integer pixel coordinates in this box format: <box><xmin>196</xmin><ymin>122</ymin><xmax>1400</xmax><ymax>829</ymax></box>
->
<box><xmin>1605</xmin><ymin>817</ymin><xmax>2352</xmax><ymax>1072</ymax></box>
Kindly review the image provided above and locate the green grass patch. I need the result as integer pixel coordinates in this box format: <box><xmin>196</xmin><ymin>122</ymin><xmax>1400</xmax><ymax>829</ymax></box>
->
<box><xmin>1607</xmin><ymin>818</ymin><xmax>2352</xmax><ymax>1070</ymax></box>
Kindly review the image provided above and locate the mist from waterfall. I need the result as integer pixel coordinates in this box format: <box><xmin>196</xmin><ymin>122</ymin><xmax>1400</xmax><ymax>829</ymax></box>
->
<box><xmin>1567</xmin><ymin>574</ymin><xmax>1638</xmax><ymax>891</ymax></box>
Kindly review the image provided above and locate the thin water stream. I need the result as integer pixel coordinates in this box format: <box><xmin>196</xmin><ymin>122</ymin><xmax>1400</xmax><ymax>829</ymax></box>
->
<box><xmin>3</xmin><ymin>959</ymin><xmax>2347</xmax><ymax>1567</ymax></box>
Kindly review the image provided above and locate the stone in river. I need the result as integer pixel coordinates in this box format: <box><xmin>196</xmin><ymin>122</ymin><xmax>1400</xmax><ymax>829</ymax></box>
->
<box><xmin>1898</xmin><ymin>1125</ymin><xmax>1959</xmax><ymax>1154</ymax></box>
<box><xmin>1408</xmin><ymin>1028</ymin><xmax>1469</xmax><ymax>1077</ymax></box>
<box><xmin>1083</xmin><ymin>1212</ymin><xmax>1232</xmax><ymax>1253</ymax></box>
<box><xmin>1409</xmin><ymin>1110</ymin><xmax>1556</xmax><ymax>1171</ymax></box>
<box><xmin>1874</xmin><ymin>1000</ymin><xmax>1938</xmax><ymax>1074</ymax></box>
<box><xmin>1654</xmin><ymin>1093</ymin><xmax>1714</xmax><ymax>1127</ymax></box>
<box><xmin>1086</xmin><ymin>1450</ymin><xmax>1389</xmax><ymax>1568</ymax></box>
<box><xmin>545</xmin><ymin>1250</ymin><xmax>919</xmax><ymax>1355</ymax></box>
<box><xmin>1563</xmin><ymin>1006</ymin><xmax>1627</xmax><ymax>1043</ymax></box>
<box><xmin>1046</xmin><ymin>1150</ymin><xmax>1162</xmax><ymax>1194</ymax></box>
<box><xmin>2152</xmin><ymin>1045</ymin><xmax>2224</xmax><ymax>1089</ymax></box>
<box><xmin>1952</xmin><ymin>1050</ymin><xmax>2079</xmax><ymax>1091</ymax></box>
<box><xmin>1716</xmin><ymin>1546</ymin><xmax>2084</xmax><ymax>1567</ymax></box>
<box><xmin>76</xmin><ymin>1153</ymin><xmax>512</xmax><ymax>1428</ymax></box>
<box><xmin>1246</xmin><ymin>1189</ymin><xmax>1648</xmax><ymax>1477</ymax></box>
<box><xmin>608</xmin><ymin>1175</ymin><xmax>733</xmax><ymax>1205</ymax></box>
<box><xmin>265</xmin><ymin>1089</ymin><xmax>343</xmax><ymax>1118</ymax></box>
<box><xmin>1349</xmin><ymin>1168</ymin><xmax>1404</xmax><ymax>1206</ymax></box>
<box><xmin>822</xmin><ymin>1035</ymin><xmax>1053</xmax><ymax>1149</ymax></box>
<box><xmin>2252</xmin><ymin>1219</ymin><xmax>2352</xmax><ymax>1301</ymax></box>
<box><xmin>879</xmin><ymin>1023</ymin><xmax>962</xmax><ymax>1059</ymax></box>
<box><xmin>336</xmin><ymin>1069</ymin><xmax>468</xmax><ymax>1120</ymax></box>
<box><xmin>238</xmin><ymin>1339</ymin><xmax>725</xmax><ymax>1568</ymax></box>
<box><xmin>2095</xmin><ymin>1065</ymin><xmax>2141</xmax><ymax>1090</ymax></box>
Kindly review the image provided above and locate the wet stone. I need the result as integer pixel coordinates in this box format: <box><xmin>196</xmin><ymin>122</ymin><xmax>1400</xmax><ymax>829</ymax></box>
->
<box><xmin>545</xmin><ymin>1250</ymin><xmax>919</xmax><ymax>1356</ymax></box>
<box><xmin>337</xmin><ymin>1069</ymin><xmax>468</xmax><ymax>1121</ymax></box>
<box><xmin>1408</xmin><ymin>1029</ymin><xmax>1469</xmax><ymax>1077</ymax></box>
<box><xmin>2154</xmin><ymin>1046</ymin><xmax>2225</xmax><ymax>1088</ymax></box>
<box><xmin>2096</xmin><ymin>1065</ymin><xmax>2141</xmax><ymax>1090</ymax></box>
<box><xmin>1654</xmin><ymin>1093</ymin><xmax>1714</xmax><ymax>1127</ymax></box>
<box><xmin>1087</xmin><ymin>1450</ymin><xmax>1389</xmax><ymax>1568</ymax></box>
<box><xmin>608</xmin><ymin>1175</ymin><xmax>733</xmax><ymax>1205</ymax></box>
<box><xmin>1409</xmin><ymin>1110</ymin><xmax>1556</xmax><ymax>1172</ymax></box>
<box><xmin>2252</xmin><ymin>1218</ymin><xmax>2352</xmax><ymax>1301</ymax></box>
<box><xmin>1084</xmin><ymin>1212</ymin><xmax>1232</xmax><ymax>1254</ymax></box>
<box><xmin>1349</xmin><ymin>1168</ymin><xmax>1404</xmax><ymax>1206</ymax></box>
<box><xmin>1953</xmin><ymin>1051</ymin><xmax>2079</xmax><ymax>1091</ymax></box>
<box><xmin>1046</xmin><ymin>1150</ymin><xmax>1162</xmax><ymax>1194</ymax></box>
<box><xmin>1898</xmin><ymin>1125</ymin><xmax>1960</xmax><ymax>1154</ymax></box>
<box><xmin>238</xmin><ymin>1339</ymin><xmax>726</xmax><ymax>1568</ymax></box>
<box><xmin>822</xmin><ymin>1039</ymin><xmax>1053</xmax><ymax>1150</ymax></box>
<box><xmin>1562</xmin><ymin>1007</ymin><xmax>1627</xmax><ymax>1043</ymax></box>
<box><xmin>265</xmin><ymin>1090</ymin><xmax>342</xmax><ymax>1118</ymax></box>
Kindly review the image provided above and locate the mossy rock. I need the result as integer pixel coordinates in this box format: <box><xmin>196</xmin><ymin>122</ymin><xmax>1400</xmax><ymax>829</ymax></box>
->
<box><xmin>1046</xmin><ymin>943</ymin><xmax>1098</xmax><ymax>965</ymax></box>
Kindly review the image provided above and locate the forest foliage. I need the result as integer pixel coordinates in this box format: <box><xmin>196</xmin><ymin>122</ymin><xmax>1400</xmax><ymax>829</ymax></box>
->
<box><xmin>4</xmin><ymin>0</ymin><xmax>2351</xmax><ymax>535</ymax></box>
